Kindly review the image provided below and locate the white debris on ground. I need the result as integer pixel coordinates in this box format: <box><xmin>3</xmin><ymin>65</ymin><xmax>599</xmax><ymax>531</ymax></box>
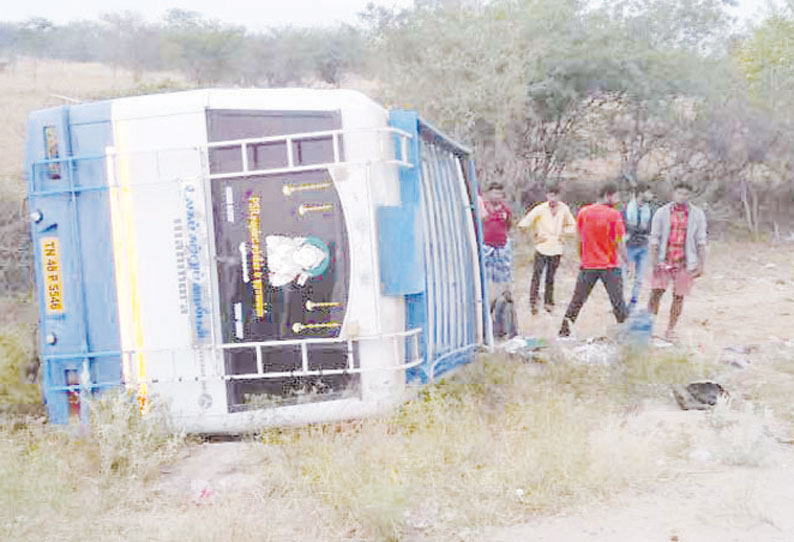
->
<box><xmin>499</xmin><ymin>336</ymin><xmax>547</xmax><ymax>357</ymax></box>
<box><xmin>570</xmin><ymin>343</ymin><xmax>618</xmax><ymax>365</ymax></box>
<box><xmin>652</xmin><ymin>337</ymin><xmax>674</xmax><ymax>348</ymax></box>
<box><xmin>557</xmin><ymin>337</ymin><xmax>620</xmax><ymax>365</ymax></box>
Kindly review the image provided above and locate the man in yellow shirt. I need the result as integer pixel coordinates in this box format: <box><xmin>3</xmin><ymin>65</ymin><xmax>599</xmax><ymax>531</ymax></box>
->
<box><xmin>518</xmin><ymin>183</ymin><xmax>577</xmax><ymax>315</ymax></box>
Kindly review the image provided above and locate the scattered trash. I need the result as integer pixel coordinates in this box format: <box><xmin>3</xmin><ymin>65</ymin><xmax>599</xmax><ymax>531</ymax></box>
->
<box><xmin>500</xmin><ymin>336</ymin><xmax>547</xmax><ymax>355</ymax></box>
<box><xmin>190</xmin><ymin>479</ymin><xmax>217</xmax><ymax>505</ymax></box>
<box><xmin>652</xmin><ymin>337</ymin><xmax>674</xmax><ymax>348</ymax></box>
<box><xmin>672</xmin><ymin>381</ymin><xmax>728</xmax><ymax>410</ymax></box>
<box><xmin>555</xmin><ymin>335</ymin><xmax>621</xmax><ymax>364</ymax></box>
<box><xmin>570</xmin><ymin>339</ymin><xmax>618</xmax><ymax>365</ymax></box>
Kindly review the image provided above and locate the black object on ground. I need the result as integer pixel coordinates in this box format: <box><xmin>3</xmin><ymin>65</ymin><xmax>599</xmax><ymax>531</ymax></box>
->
<box><xmin>672</xmin><ymin>381</ymin><xmax>728</xmax><ymax>410</ymax></box>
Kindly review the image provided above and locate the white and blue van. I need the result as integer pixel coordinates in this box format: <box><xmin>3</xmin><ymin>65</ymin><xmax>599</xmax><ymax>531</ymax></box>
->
<box><xmin>26</xmin><ymin>89</ymin><xmax>491</xmax><ymax>433</ymax></box>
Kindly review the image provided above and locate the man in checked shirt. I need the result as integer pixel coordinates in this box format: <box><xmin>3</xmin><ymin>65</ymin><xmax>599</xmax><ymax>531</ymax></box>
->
<box><xmin>647</xmin><ymin>182</ymin><xmax>708</xmax><ymax>342</ymax></box>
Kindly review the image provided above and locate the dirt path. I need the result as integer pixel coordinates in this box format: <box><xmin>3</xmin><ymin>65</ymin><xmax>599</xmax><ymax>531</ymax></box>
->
<box><xmin>488</xmin><ymin>460</ymin><xmax>794</xmax><ymax>542</ymax></box>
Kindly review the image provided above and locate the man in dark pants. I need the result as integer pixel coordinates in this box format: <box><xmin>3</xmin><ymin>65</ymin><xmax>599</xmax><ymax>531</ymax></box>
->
<box><xmin>518</xmin><ymin>182</ymin><xmax>576</xmax><ymax>315</ymax></box>
<box><xmin>559</xmin><ymin>182</ymin><xmax>628</xmax><ymax>338</ymax></box>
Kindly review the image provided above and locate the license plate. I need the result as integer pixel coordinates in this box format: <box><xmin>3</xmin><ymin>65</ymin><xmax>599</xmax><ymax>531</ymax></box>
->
<box><xmin>40</xmin><ymin>237</ymin><xmax>64</xmax><ymax>314</ymax></box>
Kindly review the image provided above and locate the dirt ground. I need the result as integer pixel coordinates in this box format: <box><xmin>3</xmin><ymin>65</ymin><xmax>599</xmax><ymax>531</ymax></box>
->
<box><xmin>489</xmin><ymin>458</ymin><xmax>794</xmax><ymax>542</ymax></box>
<box><xmin>483</xmin><ymin>238</ymin><xmax>794</xmax><ymax>541</ymax></box>
<box><xmin>510</xmin><ymin>238</ymin><xmax>794</xmax><ymax>355</ymax></box>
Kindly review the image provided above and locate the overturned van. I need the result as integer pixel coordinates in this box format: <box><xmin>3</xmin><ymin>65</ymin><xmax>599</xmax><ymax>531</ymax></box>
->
<box><xmin>26</xmin><ymin>89</ymin><xmax>491</xmax><ymax>433</ymax></box>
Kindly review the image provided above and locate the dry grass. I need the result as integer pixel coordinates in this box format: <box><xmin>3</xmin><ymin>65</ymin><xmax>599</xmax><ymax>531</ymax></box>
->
<box><xmin>621</xmin><ymin>347</ymin><xmax>718</xmax><ymax>399</ymax></box>
<box><xmin>255</xmin><ymin>352</ymin><xmax>687</xmax><ymax>541</ymax></box>
<box><xmin>89</xmin><ymin>391</ymin><xmax>184</xmax><ymax>479</ymax></box>
<box><xmin>0</xmin><ymin>344</ymin><xmax>792</xmax><ymax>541</ymax></box>
<box><xmin>0</xmin><ymin>391</ymin><xmax>334</xmax><ymax>542</ymax></box>
<box><xmin>704</xmin><ymin>396</ymin><xmax>779</xmax><ymax>467</ymax></box>
<box><xmin>0</xmin><ymin>351</ymin><xmax>677</xmax><ymax>541</ymax></box>
<box><xmin>252</xmin><ymin>343</ymin><xmax>794</xmax><ymax>541</ymax></box>
<box><xmin>0</xmin><ymin>417</ymin><xmax>345</xmax><ymax>541</ymax></box>
<box><xmin>740</xmin><ymin>350</ymin><xmax>794</xmax><ymax>429</ymax></box>
<box><xmin>0</xmin><ymin>323</ymin><xmax>40</xmax><ymax>410</ymax></box>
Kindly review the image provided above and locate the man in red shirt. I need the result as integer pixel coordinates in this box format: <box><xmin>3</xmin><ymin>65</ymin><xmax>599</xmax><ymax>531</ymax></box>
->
<box><xmin>480</xmin><ymin>182</ymin><xmax>515</xmax><ymax>337</ymax></box>
<box><xmin>559</xmin><ymin>182</ymin><xmax>628</xmax><ymax>338</ymax></box>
